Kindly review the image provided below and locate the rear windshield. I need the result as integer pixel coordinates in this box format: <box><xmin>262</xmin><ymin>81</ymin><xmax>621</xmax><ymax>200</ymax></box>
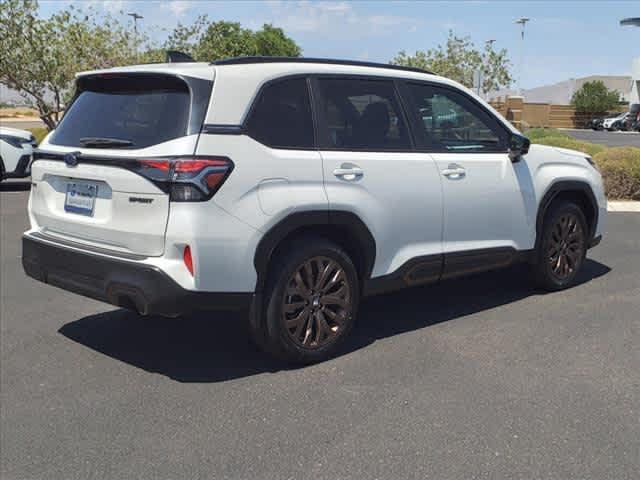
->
<box><xmin>50</xmin><ymin>75</ymin><xmax>191</xmax><ymax>149</ymax></box>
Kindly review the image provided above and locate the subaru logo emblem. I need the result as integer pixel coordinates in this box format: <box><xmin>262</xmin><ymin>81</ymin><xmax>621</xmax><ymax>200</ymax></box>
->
<box><xmin>64</xmin><ymin>151</ymin><xmax>80</xmax><ymax>167</ymax></box>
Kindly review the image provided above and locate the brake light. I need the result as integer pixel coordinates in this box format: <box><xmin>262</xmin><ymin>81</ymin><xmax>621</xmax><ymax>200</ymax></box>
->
<box><xmin>135</xmin><ymin>156</ymin><xmax>233</xmax><ymax>202</ymax></box>
<box><xmin>139</xmin><ymin>159</ymin><xmax>171</xmax><ymax>171</ymax></box>
<box><xmin>183</xmin><ymin>245</ymin><xmax>194</xmax><ymax>276</ymax></box>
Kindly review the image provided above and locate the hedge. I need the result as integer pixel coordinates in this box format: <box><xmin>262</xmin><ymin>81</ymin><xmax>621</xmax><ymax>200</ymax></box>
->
<box><xmin>524</xmin><ymin>128</ymin><xmax>640</xmax><ymax>200</ymax></box>
<box><xmin>593</xmin><ymin>147</ymin><xmax>640</xmax><ymax>200</ymax></box>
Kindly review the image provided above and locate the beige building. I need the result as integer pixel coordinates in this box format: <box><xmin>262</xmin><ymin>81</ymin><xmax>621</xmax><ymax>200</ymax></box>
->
<box><xmin>490</xmin><ymin>74</ymin><xmax>634</xmax><ymax>105</ymax></box>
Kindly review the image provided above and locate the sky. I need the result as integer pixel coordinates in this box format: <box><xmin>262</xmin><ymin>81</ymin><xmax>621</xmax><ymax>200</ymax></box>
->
<box><xmin>37</xmin><ymin>0</ymin><xmax>640</xmax><ymax>89</ymax></box>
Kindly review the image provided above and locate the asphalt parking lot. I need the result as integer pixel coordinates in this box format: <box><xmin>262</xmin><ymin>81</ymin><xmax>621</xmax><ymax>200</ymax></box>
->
<box><xmin>2</xmin><ymin>182</ymin><xmax>639</xmax><ymax>479</ymax></box>
<box><xmin>565</xmin><ymin>128</ymin><xmax>640</xmax><ymax>147</ymax></box>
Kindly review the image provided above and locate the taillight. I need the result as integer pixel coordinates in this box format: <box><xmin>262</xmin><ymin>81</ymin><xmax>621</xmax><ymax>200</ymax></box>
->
<box><xmin>136</xmin><ymin>156</ymin><xmax>233</xmax><ymax>202</ymax></box>
<box><xmin>183</xmin><ymin>245</ymin><xmax>194</xmax><ymax>276</ymax></box>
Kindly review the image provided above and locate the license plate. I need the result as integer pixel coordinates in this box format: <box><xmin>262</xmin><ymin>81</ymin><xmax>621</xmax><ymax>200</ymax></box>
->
<box><xmin>64</xmin><ymin>181</ymin><xmax>98</xmax><ymax>216</ymax></box>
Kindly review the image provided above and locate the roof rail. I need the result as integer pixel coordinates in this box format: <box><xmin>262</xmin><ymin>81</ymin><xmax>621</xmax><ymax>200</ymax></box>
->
<box><xmin>211</xmin><ymin>56</ymin><xmax>433</xmax><ymax>75</ymax></box>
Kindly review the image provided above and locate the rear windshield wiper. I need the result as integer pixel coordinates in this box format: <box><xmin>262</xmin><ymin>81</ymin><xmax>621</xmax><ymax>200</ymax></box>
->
<box><xmin>79</xmin><ymin>137</ymin><xmax>134</xmax><ymax>148</ymax></box>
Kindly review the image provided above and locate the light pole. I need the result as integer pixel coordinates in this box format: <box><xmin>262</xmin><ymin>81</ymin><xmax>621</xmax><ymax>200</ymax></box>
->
<box><xmin>620</xmin><ymin>18</ymin><xmax>639</xmax><ymax>105</ymax></box>
<box><xmin>127</xmin><ymin>12</ymin><xmax>143</xmax><ymax>58</ymax></box>
<box><xmin>515</xmin><ymin>17</ymin><xmax>530</xmax><ymax>95</ymax></box>
<box><xmin>620</xmin><ymin>17</ymin><xmax>640</xmax><ymax>27</ymax></box>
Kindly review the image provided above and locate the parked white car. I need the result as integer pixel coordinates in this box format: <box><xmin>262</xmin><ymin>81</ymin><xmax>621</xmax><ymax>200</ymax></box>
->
<box><xmin>22</xmin><ymin>57</ymin><xmax>607</xmax><ymax>363</ymax></box>
<box><xmin>602</xmin><ymin>112</ymin><xmax>629</xmax><ymax>131</ymax></box>
<box><xmin>0</xmin><ymin>126</ymin><xmax>36</xmax><ymax>180</ymax></box>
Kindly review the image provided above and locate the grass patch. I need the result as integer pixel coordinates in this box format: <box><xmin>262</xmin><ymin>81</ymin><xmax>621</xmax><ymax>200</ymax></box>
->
<box><xmin>531</xmin><ymin>136</ymin><xmax>606</xmax><ymax>157</ymax></box>
<box><xmin>28</xmin><ymin>127</ymin><xmax>48</xmax><ymax>145</ymax></box>
<box><xmin>524</xmin><ymin>127</ymin><xmax>571</xmax><ymax>141</ymax></box>
<box><xmin>0</xmin><ymin>107</ymin><xmax>38</xmax><ymax>118</ymax></box>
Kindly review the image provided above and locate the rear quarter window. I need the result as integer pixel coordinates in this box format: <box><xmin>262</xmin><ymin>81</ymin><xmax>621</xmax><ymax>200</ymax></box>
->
<box><xmin>246</xmin><ymin>77</ymin><xmax>314</xmax><ymax>149</ymax></box>
<box><xmin>50</xmin><ymin>75</ymin><xmax>193</xmax><ymax>149</ymax></box>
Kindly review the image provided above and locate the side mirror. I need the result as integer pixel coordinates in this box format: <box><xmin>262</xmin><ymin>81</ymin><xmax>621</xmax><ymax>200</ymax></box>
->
<box><xmin>508</xmin><ymin>133</ymin><xmax>530</xmax><ymax>162</ymax></box>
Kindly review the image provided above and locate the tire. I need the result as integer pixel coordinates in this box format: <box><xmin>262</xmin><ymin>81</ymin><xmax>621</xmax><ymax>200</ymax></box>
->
<box><xmin>532</xmin><ymin>201</ymin><xmax>588</xmax><ymax>291</ymax></box>
<box><xmin>258</xmin><ymin>236</ymin><xmax>359</xmax><ymax>364</ymax></box>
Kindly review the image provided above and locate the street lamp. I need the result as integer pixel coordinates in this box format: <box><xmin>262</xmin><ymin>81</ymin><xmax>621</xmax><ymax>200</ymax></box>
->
<box><xmin>620</xmin><ymin>18</ymin><xmax>639</xmax><ymax>105</ymax></box>
<box><xmin>515</xmin><ymin>17</ymin><xmax>530</xmax><ymax>95</ymax></box>
<box><xmin>127</xmin><ymin>12</ymin><xmax>143</xmax><ymax>57</ymax></box>
<box><xmin>620</xmin><ymin>17</ymin><xmax>640</xmax><ymax>27</ymax></box>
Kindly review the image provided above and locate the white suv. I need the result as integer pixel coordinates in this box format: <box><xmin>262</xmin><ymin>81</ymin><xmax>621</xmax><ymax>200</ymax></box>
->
<box><xmin>22</xmin><ymin>57</ymin><xmax>606</xmax><ymax>363</ymax></box>
<box><xmin>1</xmin><ymin>126</ymin><xmax>36</xmax><ymax>180</ymax></box>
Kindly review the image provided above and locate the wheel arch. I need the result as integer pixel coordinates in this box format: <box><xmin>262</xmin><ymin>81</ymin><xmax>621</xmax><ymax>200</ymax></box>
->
<box><xmin>535</xmin><ymin>180</ymin><xmax>598</xmax><ymax>249</ymax></box>
<box><xmin>253</xmin><ymin>210</ymin><xmax>376</xmax><ymax>294</ymax></box>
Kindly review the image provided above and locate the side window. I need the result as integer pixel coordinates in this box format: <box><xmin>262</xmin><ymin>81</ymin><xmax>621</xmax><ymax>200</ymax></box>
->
<box><xmin>407</xmin><ymin>83</ymin><xmax>507</xmax><ymax>152</ymax></box>
<box><xmin>246</xmin><ymin>77</ymin><xmax>314</xmax><ymax>149</ymax></box>
<box><xmin>316</xmin><ymin>78</ymin><xmax>411</xmax><ymax>150</ymax></box>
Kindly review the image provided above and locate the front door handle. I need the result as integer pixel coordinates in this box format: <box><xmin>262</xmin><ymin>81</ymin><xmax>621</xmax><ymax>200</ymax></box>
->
<box><xmin>442</xmin><ymin>164</ymin><xmax>466</xmax><ymax>179</ymax></box>
<box><xmin>333</xmin><ymin>166</ymin><xmax>364</xmax><ymax>181</ymax></box>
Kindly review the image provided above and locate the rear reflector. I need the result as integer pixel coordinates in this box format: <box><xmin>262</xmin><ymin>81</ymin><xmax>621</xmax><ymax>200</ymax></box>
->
<box><xmin>183</xmin><ymin>245</ymin><xmax>194</xmax><ymax>276</ymax></box>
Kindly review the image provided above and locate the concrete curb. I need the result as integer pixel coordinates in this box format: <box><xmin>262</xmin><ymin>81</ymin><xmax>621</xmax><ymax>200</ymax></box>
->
<box><xmin>608</xmin><ymin>201</ymin><xmax>640</xmax><ymax>212</ymax></box>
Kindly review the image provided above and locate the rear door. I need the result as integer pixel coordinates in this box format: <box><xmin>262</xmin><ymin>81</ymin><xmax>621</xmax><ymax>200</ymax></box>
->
<box><xmin>314</xmin><ymin>76</ymin><xmax>443</xmax><ymax>282</ymax></box>
<box><xmin>29</xmin><ymin>73</ymin><xmax>213</xmax><ymax>257</ymax></box>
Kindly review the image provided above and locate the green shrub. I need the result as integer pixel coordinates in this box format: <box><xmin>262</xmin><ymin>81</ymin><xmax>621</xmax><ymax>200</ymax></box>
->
<box><xmin>28</xmin><ymin>127</ymin><xmax>48</xmax><ymax>145</ymax></box>
<box><xmin>524</xmin><ymin>127</ymin><xmax>571</xmax><ymax>141</ymax></box>
<box><xmin>531</xmin><ymin>136</ymin><xmax>606</xmax><ymax>157</ymax></box>
<box><xmin>593</xmin><ymin>147</ymin><xmax>640</xmax><ymax>200</ymax></box>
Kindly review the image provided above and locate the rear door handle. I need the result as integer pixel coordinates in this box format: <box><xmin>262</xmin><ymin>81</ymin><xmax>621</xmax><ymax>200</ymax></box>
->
<box><xmin>442</xmin><ymin>164</ymin><xmax>466</xmax><ymax>179</ymax></box>
<box><xmin>333</xmin><ymin>166</ymin><xmax>364</xmax><ymax>181</ymax></box>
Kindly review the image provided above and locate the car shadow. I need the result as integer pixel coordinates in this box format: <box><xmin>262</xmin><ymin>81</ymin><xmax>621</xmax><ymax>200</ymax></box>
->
<box><xmin>0</xmin><ymin>181</ymin><xmax>31</xmax><ymax>192</ymax></box>
<box><xmin>59</xmin><ymin>259</ymin><xmax>611</xmax><ymax>383</ymax></box>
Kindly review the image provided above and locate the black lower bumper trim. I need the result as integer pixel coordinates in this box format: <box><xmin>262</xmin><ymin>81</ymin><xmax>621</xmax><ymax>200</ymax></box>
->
<box><xmin>22</xmin><ymin>235</ymin><xmax>252</xmax><ymax>317</ymax></box>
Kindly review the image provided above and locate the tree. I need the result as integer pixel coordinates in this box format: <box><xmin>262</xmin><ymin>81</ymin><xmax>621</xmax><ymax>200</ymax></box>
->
<box><xmin>391</xmin><ymin>31</ymin><xmax>513</xmax><ymax>94</ymax></box>
<box><xmin>164</xmin><ymin>17</ymin><xmax>301</xmax><ymax>61</ymax></box>
<box><xmin>0</xmin><ymin>1</ymin><xmax>301</xmax><ymax>130</ymax></box>
<box><xmin>571</xmin><ymin>80</ymin><xmax>621</xmax><ymax>114</ymax></box>
<box><xmin>0</xmin><ymin>0</ymin><xmax>138</xmax><ymax>129</ymax></box>
<box><xmin>253</xmin><ymin>24</ymin><xmax>301</xmax><ymax>57</ymax></box>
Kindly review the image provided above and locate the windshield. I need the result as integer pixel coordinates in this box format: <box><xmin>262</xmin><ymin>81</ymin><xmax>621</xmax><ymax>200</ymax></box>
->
<box><xmin>50</xmin><ymin>75</ymin><xmax>191</xmax><ymax>149</ymax></box>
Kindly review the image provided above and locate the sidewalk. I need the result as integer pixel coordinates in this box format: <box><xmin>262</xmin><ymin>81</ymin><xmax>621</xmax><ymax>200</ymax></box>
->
<box><xmin>608</xmin><ymin>201</ymin><xmax>640</xmax><ymax>212</ymax></box>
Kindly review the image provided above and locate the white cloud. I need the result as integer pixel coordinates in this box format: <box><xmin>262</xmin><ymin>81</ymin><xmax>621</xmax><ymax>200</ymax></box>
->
<box><xmin>264</xmin><ymin>1</ymin><xmax>420</xmax><ymax>37</ymax></box>
<box><xmin>99</xmin><ymin>0</ymin><xmax>128</xmax><ymax>14</ymax></box>
<box><xmin>160</xmin><ymin>1</ymin><xmax>193</xmax><ymax>18</ymax></box>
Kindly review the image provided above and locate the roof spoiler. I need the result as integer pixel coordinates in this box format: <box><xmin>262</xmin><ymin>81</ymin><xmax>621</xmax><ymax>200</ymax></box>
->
<box><xmin>166</xmin><ymin>50</ymin><xmax>195</xmax><ymax>63</ymax></box>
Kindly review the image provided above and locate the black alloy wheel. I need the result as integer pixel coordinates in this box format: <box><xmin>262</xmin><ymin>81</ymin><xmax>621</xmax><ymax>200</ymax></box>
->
<box><xmin>532</xmin><ymin>201</ymin><xmax>588</xmax><ymax>291</ymax></box>
<box><xmin>257</xmin><ymin>236</ymin><xmax>359</xmax><ymax>364</ymax></box>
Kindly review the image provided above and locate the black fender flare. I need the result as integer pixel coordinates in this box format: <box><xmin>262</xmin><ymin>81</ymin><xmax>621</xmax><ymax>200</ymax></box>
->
<box><xmin>535</xmin><ymin>180</ymin><xmax>599</xmax><ymax>249</ymax></box>
<box><xmin>253</xmin><ymin>210</ymin><xmax>376</xmax><ymax>294</ymax></box>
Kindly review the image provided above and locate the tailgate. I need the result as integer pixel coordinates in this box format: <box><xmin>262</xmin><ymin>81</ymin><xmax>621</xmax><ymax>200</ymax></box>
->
<box><xmin>30</xmin><ymin>158</ymin><xmax>170</xmax><ymax>256</ymax></box>
<box><xmin>26</xmin><ymin>71</ymin><xmax>214</xmax><ymax>257</ymax></box>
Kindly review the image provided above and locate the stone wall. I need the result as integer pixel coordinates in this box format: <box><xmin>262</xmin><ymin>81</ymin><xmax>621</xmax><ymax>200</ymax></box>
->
<box><xmin>489</xmin><ymin>96</ymin><xmax>626</xmax><ymax>129</ymax></box>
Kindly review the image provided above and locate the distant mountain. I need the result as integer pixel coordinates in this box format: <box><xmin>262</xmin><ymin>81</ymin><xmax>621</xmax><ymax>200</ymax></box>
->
<box><xmin>0</xmin><ymin>84</ymin><xmax>32</xmax><ymax>106</ymax></box>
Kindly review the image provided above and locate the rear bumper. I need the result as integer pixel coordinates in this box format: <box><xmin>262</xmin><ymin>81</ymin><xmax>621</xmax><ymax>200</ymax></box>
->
<box><xmin>22</xmin><ymin>234</ymin><xmax>253</xmax><ymax>317</ymax></box>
